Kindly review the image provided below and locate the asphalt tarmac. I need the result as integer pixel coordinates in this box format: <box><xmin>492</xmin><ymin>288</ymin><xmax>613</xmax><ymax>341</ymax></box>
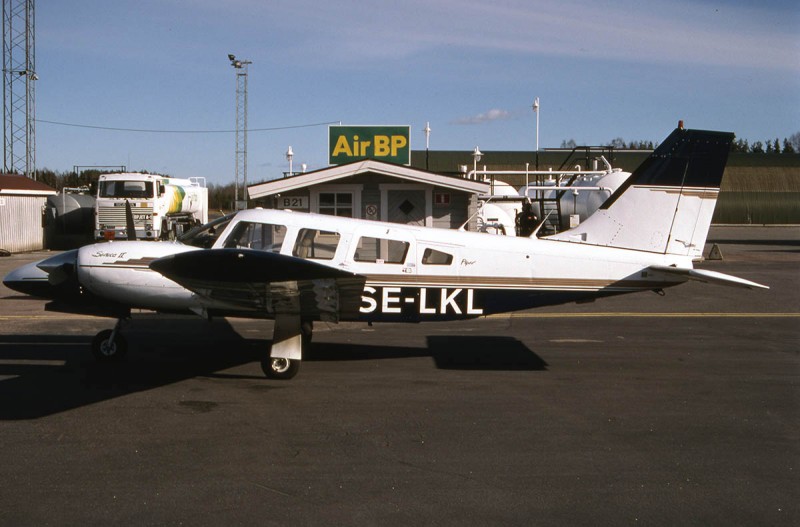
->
<box><xmin>0</xmin><ymin>226</ymin><xmax>798</xmax><ymax>525</ymax></box>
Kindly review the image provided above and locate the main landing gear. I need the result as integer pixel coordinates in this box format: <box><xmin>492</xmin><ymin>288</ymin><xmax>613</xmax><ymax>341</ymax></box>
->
<box><xmin>88</xmin><ymin>316</ymin><xmax>312</xmax><ymax>380</ymax></box>
<box><xmin>91</xmin><ymin>318</ymin><xmax>128</xmax><ymax>362</ymax></box>
<box><xmin>260</xmin><ymin>318</ymin><xmax>312</xmax><ymax>380</ymax></box>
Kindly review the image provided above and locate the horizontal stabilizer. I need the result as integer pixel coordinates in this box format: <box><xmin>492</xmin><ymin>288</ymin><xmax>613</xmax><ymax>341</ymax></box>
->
<box><xmin>649</xmin><ymin>265</ymin><xmax>768</xmax><ymax>290</ymax></box>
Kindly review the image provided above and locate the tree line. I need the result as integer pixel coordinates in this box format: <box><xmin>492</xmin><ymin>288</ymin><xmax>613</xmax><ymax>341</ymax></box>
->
<box><xmin>561</xmin><ymin>132</ymin><xmax>800</xmax><ymax>154</ymax></box>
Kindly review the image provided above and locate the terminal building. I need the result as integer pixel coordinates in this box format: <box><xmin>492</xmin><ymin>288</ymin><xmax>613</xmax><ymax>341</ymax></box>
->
<box><xmin>248</xmin><ymin>125</ymin><xmax>629</xmax><ymax>233</ymax></box>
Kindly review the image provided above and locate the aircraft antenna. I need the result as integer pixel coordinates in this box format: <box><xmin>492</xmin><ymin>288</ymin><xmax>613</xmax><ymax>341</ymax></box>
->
<box><xmin>2</xmin><ymin>0</ymin><xmax>36</xmax><ymax>179</ymax></box>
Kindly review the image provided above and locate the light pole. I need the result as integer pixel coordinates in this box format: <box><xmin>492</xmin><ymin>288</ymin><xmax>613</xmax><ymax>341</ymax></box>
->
<box><xmin>532</xmin><ymin>97</ymin><xmax>540</xmax><ymax>151</ymax></box>
<box><xmin>472</xmin><ymin>146</ymin><xmax>482</xmax><ymax>180</ymax></box>
<box><xmin>285</xmin><ymin>146</ymin><xmax>293</xmax><ymax>177</ymax></box>
<box><xmin>229</xmin><ymin>53</ymin><xmax>251</xmax><ymax>209</ymax></box>
<box><xmin>423</xmin><ymin>122</ymin><xmax>431</xmax><ymax>170</ymax></box>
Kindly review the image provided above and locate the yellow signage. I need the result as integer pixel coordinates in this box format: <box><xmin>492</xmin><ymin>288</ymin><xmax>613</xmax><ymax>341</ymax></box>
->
<box><xmin>329</xmin><ymin>125</ymin><xmax>410</xmax><ymax>165</ymax></box>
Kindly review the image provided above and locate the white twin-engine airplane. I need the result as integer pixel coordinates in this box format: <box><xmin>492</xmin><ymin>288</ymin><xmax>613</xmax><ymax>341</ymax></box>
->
<box><xmin>4</xmin><ymin>126</ymin><xmax>767</xmax><ymax>379</ymax></box>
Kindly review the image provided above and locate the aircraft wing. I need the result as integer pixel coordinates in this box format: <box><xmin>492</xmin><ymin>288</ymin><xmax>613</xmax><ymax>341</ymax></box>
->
<box><xmin>648</xmin><ymin>265</ymin><xmax>768</xmax><ymax>290</ymax></box>
<box><xmin>150</xmin><ymin>249</ymin><xmax>367</xmax><ymax>321</ymax></box>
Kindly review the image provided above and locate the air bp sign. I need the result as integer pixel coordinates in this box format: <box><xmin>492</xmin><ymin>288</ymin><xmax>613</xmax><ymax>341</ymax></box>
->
<box><xmin>329</xmin><ymin>125</ymin><xmax>410</xmax><ymax>166</ymax></box>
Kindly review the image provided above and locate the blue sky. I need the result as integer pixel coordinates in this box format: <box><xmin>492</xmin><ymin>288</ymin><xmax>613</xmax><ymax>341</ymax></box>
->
<box><xmin>36</xmin><ymin>0</ymin><xmax>799</xmax><ymax>185</ymax></box>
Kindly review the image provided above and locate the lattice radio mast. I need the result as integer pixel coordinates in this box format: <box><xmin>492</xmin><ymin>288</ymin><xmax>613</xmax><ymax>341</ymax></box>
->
<box><xmin>228</xmin><ymin>54</ymin><xmax>251</xmax><ymax>209</ymax></box>
<box><xmin>2</xmin><ymin>0</ymin><xmax>36</xmax><ymax>178</ymax></box>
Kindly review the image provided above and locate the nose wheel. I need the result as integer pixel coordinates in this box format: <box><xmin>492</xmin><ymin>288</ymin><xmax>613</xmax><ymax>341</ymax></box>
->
<box><xmin>91</xmin><ymin>328</ymin><xmax>128</xmax><ymax>362</ymax></box>
<box><xmin>91</xmin><ymin>318</ymin><xmax>128</xmax><ymax>362</ymax></box>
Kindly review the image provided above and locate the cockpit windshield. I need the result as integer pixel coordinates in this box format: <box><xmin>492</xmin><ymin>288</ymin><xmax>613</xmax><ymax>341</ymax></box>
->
<box><xmin>178</xmin><ymin>214</ymin><xmax>235</xmax><ymax>248</ymax></box>
<box><xmin>98</xmin><ymin>180</ymin><xmax>154</xmax><ymax>199</ymax></box>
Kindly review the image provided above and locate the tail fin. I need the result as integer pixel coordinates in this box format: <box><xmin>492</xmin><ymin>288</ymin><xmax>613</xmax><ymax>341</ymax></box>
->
<box><xmin>548</xmin><ymin>126</ymin><xmax>734</xmax><ymax>258</ymax></box>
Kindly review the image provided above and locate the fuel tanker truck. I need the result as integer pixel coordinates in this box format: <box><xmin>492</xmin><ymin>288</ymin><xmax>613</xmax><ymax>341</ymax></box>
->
<box><xmin>476</xmin><ymin>162</ymin><xmax>629</xmax><ymax>237</ymax></box>
<box><xmin>94</xmin><ymin>173</ymin><xmax>208</xmax><ymax>241</ymax></box>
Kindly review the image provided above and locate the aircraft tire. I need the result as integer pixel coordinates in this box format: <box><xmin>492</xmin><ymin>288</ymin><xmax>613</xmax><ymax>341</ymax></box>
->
<box><xmin>91</xmin><ymin>329</ymin><xmax>128</xmax><ymax>362</ymax></box>
<box><xmin>261</xmin><ymin>357</ymin><xmax>300</xmax><ymax>380</ymax></box>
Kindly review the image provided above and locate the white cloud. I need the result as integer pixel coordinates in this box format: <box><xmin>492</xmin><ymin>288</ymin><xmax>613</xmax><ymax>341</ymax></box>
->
<box><xmin>452</xmin><ymin>108</ymin><xmax>512</xmax><ymax>125</ymax></box>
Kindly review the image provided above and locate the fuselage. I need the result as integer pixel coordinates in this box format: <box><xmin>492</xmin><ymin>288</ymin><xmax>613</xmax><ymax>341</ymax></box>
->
<box><xmin>69</xmin><ymin>208</ymin><xmax>690</xmax><ymax>321</ymax></box>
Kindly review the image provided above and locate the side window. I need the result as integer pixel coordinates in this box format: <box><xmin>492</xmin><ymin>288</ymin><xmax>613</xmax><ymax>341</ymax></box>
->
<box><xmin>223</xmin><ymin>221</ymin><xmax>287</xmax><ymax>252</ymax></box>
<box><xmin>421</xmin><ymin>247</ymin><xmax>453</xmax><ymax>265</ymax></box>
<box><xmin>293</xmin><ymin>229</ymin><xmax>340</xmax><ymax>260</ymax></box>
<box><xmin>354</xmin><ymin>236</ymin><xmax>409</xmax><ymax>264</ymax></box>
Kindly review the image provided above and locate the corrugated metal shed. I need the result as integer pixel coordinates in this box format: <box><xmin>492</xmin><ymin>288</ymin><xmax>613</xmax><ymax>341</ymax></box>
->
<box><xmin>0</xmin><ymin>174</ymin><xmax>57</xmax><ymax>253</ymax></box>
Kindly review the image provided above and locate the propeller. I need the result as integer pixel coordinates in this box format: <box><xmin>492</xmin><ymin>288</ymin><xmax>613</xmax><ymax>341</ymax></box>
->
<box><xmin>125</xmin><ymin>200</ymin><xmax>137</xmax><ymax>241</ymax></box>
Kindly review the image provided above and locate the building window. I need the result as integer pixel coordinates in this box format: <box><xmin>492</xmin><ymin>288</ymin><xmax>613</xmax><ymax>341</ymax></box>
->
<box><xmin>318</xmin><ymin>192</ymin><xmax>353</xmax><ymax>217</ymax></box>
<box><xmin>434</xmin><ymin>192</ymin><xmax>450</xmax><ymax>206</ymax></box>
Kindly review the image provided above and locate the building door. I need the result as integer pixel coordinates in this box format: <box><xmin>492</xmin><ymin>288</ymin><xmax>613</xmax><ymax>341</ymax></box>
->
<box><xmin>386</xmin><ymin>189</ymin><xmax>426</xmax><ymax>226</ymax></box>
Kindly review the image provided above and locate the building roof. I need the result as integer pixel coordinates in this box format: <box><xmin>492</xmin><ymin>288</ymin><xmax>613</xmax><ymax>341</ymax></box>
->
<box><xmin>0</xmin><ymin>174</ymin><xmax>57</xmax><ymax>196</ymax></box>
<box><xmin>248</xmin><ymin>159</ymin><xmax>490</xmax><ymax>199</ymax></box>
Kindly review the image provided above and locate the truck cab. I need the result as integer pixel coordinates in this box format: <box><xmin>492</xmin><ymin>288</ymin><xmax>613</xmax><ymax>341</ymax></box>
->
<box><xmin>94</xmin><ymin>173</ymin><xmax>208</xmax><ymax>241</ymax></box>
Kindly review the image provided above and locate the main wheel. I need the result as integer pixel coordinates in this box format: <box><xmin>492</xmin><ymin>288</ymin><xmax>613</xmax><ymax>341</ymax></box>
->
<box><xmin>261</xmin><ymin>357</ymin><xmax>300</xmax><ymax>380</ymax></box>
<box><xmin>91</xmin><ymin>329</ymin><xmax>128</xmax><ymax>362</ymax></box>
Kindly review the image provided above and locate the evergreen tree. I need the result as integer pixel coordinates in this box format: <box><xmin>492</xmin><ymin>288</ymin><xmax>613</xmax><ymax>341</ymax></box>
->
<box><xmin>790</xmin><ymin>132</ymin><xmax>800</xmax><ymax>152</ymax></box>
<box><xmin>735</xmin><ymin>139</ymin><xmax>751</xmax><ymax>152</ymax></box>
<box><xmin>782</xmin><ymin>138</ymin><xmax>796</xmax><ymax>154</ymax></box>
<box><xmin>560</xmin><ymin>139</ymin><xmax>577</xmax><ymax>149</ymax></box>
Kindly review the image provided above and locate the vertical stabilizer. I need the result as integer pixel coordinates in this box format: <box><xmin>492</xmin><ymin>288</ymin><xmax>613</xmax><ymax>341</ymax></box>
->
<box><xmin>548</xmin><ymin>126</ymin><xmax>734</xmax><ymax>257</ymax></box>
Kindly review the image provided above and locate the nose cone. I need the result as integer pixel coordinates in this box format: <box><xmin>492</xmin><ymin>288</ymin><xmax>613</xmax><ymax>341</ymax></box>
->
<box><xmin>3</xmin><ymin>249</ymin><xmax>80</xmax><ymax>298</ymax></box>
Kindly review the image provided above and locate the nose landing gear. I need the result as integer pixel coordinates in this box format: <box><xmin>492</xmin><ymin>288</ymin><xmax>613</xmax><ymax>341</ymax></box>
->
<box><xmin>91</xmin><ymin>319</ymin><xmax>128</xmax><ymax>362</ymax></box>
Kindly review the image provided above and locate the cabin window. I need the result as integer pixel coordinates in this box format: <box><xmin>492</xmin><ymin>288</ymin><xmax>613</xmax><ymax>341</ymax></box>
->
<box><xmin>421</xmin><ymin>247</ymin><xmax>453</xmax><ymax>265</ymax></box>
<box><xmin>354</xmin><ymin>236</ymin><xmax>409</xmax><ymax>264</ymax></box>
<box><xmin>293</xmin><ymin>229</ymin><xmax>340</xmax><ymax>260</ymax></box>
<box><xmin>223</xmin><ymin>221</ymin><xmax>287</xmax><ymax>252</ymax></box>
<box><xmin>180</xmin><ymin>213</ymin><xmax>235</xmax><ymax>248</ymax></box>
<box><xmin>318</xmin><ymin>192</ymin><xmax>353</xmax><ymax>218</ymax></box>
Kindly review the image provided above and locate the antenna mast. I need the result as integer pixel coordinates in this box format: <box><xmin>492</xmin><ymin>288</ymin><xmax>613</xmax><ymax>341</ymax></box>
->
<box><xmin>3</xmin><ymin>0</ymin><xmax>36</xmax><ymax>178</ymax></box>
<box><xmin>228</xmin><ymin>53</ymin><xmax>251</xmax><ymax>209</ymax></box>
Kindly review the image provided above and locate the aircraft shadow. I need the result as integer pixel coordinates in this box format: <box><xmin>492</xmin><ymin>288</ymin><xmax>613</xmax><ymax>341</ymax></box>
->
<box><xmin>0</xmin><ymin>319</ymin><xmax>267</xmax><ymax>420</ymax></box>
<box><xmin>0</xmin><ymin>325</ymin><xmax>545</xmax><ymax>420</ymax></box>
<box><xmin>306</xmin><ymin>335</ymin><xmax>548</xmax><ymax>371</ymax></box>
<box><xmin>427</xmin><ymin>336</ymin><xmax>548</xmax><ymax>371</ymax></box>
